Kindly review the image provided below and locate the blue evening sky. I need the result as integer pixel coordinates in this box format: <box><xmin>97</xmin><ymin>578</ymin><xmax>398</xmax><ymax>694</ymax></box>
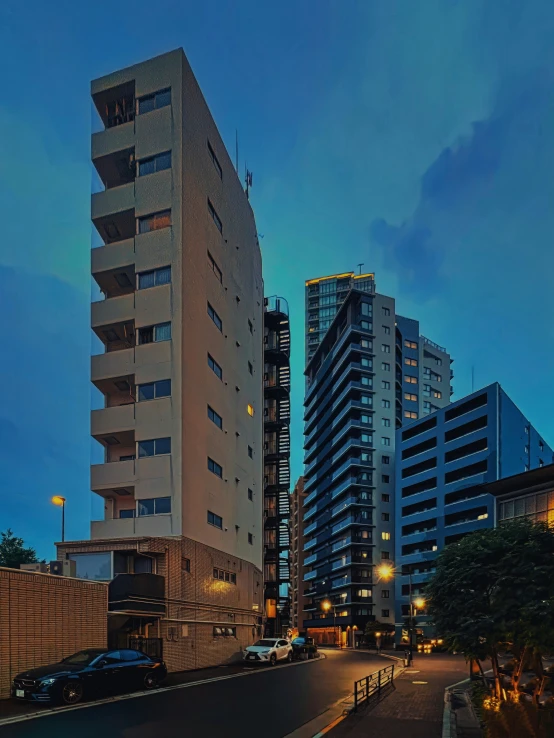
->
<box><xmin>1</xmin><ymin>0</ymin><xmax>553</xmax><ymax>558</ymax></box>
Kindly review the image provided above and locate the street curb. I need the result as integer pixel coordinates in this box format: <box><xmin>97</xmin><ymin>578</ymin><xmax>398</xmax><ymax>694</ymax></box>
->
<box><xmin>0</xmin><ymin>654</ymin><xmax>325</xmax><ymax>728</ymax></box>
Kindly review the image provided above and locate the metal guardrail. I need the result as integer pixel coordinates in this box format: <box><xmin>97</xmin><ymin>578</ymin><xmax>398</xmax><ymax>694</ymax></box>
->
<box><xmin>353</xmin><ymin>664</ymin><xmax>395</xmax><ymax>710</ymax></box>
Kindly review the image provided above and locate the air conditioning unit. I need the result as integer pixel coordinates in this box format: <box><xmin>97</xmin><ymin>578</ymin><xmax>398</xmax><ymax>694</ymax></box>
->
<box><xmin>49</xmin><ymin>560</ymin><xmax>77</xmax><ymax>577</ymax></box>
<box><xmin>20</xmin><ymin>563</ymin><xmax>48</xmax><ymax>574</ymax></box>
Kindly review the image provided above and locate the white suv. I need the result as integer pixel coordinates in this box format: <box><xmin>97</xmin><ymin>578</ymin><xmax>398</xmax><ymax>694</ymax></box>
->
<box><xmin>243</xmin><ymin>638</ymin><xmax>292</xmax><ymax>666</ymax></box>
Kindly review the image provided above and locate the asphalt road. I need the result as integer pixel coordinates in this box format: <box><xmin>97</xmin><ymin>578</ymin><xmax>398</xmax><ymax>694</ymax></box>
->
<box><xmin>0</xmin><ymin>650</ymin><xmax>388</xmax><ymax>738</ymax></box>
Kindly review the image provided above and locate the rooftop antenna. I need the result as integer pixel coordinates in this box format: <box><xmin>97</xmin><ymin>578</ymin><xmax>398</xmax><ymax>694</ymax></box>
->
<box><xmin>357</xmin><ymin>263</ymin><xmax>364</xmax><ymax>275</ymax></box>
<box><xmin>235</xmin><ymin>130</ymin><xmax>239</xmax><ymax>173</ymax></box>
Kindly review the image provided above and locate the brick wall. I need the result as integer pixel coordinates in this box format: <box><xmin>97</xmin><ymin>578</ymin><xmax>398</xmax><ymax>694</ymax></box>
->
<box><xmin>57</xmin><ymin>535</ymin><xmax>263</xmax><ymax>673</ymax></box>
<box><xmin>0</xmin><ymin>567</ymin><xmax>107</xmax><ymax>699</ymax></box>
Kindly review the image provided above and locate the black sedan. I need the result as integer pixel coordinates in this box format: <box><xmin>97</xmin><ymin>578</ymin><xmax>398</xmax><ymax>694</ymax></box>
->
<box><xmin>11</xmin><ymin>648</ymin><xmax>167</xmax><ymax>705</ymax></box>
<box><xmin>291</xmin><ymin>637</ymin><xmax>318</xmax><ymax>659</ymax></box>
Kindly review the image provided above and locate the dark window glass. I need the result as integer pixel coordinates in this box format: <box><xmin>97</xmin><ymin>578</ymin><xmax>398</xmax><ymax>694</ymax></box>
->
<box><xmin>138</xmin><ymin>440</ymin><xmax>155</xmax><ymax>457</ymax></box>
<box><xmin>208</xmin><ymin>511</ymin><xmax>223</xmax><ymax>528</ymax></box>
<box><xmin>119</xmin><ymin>509</ymin><xmax>135</xmax><ymax>519</ymax></box>
<box><xmin>138</xmin><ymin>499</ymin><xmax>155</xmax><ymax>516</ymax></box>
<box><xmin>155</xmin><ymin>497</ymin><xmax>171</xmax><ymax>514</ymax></box>
<box><xmin>208</xmin><ymin>200</ymin><xmax>223</xmax><ymax>233</ymax></box>
<box><xmin>208</xmin><ymin>303</ymin><xmax>222</xmax><ymax>331</ymax></box>
<box><xmin>155</xmin><ymin>437</ymin><xmax>171</xmax><ymax>455</ymax></box>
<box><xmin>155</xmin><ymin>379</ymin><xmax>171</xmax><ymax>397</ymax></box>
<box><xmin>138</xmin><ymin>96</ymin><xmax>155</xmax><ymax>114</ymax></box>
<box><xmin>208</xmin><ymin>457</ymin><xmax>223</xmax><ymax>477</ymax></box>
<box><xmin>208</xmin><ymin>353</ymin><xmax>223</xmax><ymax>379</ymax></box>
<box><xmin>138</xmin><ymin>210</ymin><xmax>171</xmax><ymax>234</ymax></box>
<box><xmin>156</xmin><ymin>89</ymin><xmax>171</xmax><ymax>108</ymax></box>
<box><xmin>138</xmin><ymin>383</ymin><xmax>155</xmax><ymax>401</ymax></box>
<box><xmin>138</xmin><ymin>158</ymin><xmax>156</xmax><ymax>176</ymax></box>
<box><xmin>248</xmin><ymin>488</ymin><xmax>253</xmax><ymax>500</ymax></box>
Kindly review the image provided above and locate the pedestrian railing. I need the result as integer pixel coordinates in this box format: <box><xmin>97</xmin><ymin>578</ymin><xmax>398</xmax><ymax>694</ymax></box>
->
<box><xmin>353</xmin><ymin>664</ymin><xmax>395</xmax><ymax>711</ymax></box>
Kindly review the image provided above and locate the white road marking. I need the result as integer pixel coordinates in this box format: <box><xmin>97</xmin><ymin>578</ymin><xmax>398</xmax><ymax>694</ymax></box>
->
<box><xmin>0</xmin><ymin>655</ymin><xmax>326</xmax><ymax>728</ymax></box>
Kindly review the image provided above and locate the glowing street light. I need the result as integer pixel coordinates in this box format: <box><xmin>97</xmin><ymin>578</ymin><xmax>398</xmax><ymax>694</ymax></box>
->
<box><xmin>320</xmin><ymin>599</ymin><xmax>339</xmax><ymax>649</ymax></box>
<box><xmin>414</xmin><ymin>597</ymin><xmax>425</xmax><ymax>610</ymax></box>
<box><xmin>51</xmin><ymin>496</ymin><xmax>66</xmax><ymax>542</ymax></box>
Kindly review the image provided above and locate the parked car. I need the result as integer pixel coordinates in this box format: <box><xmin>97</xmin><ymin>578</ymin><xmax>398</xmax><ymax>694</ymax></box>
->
<box><xmin>11</xmin><ymin>648</ymin><xmax>167</xmax><ymax>705</ymax></box>
<box><xmin>291</xmin><ymin>637</ymin><xmax>318</xmax><ymax>660</ymax></box>
<box><xmin>243</xmin><ymin>638</ymin><xmax>292</xmax><ymax>666</ymax></box>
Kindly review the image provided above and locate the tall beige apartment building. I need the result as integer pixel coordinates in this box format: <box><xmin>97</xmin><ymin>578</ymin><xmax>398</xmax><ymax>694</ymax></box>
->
<box><xmin>61</xmin><ymin>49</ymin><xmax>265</xmax><ymax>671</ymax></box>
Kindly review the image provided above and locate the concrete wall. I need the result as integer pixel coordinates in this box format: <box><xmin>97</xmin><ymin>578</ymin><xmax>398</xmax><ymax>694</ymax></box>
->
<box><xmin>0</xmin><ymin>568</ymin><xmax>107</xmax><ymax>699</ymax></box>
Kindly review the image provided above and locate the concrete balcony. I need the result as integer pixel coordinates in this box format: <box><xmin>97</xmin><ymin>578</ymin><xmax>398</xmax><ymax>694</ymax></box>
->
<box><xmin>91</xmin><ymin>459</ymin><xmax>136</xmax><ymax>492</ymax></box>
<box><xmin>92</xmin><ymin>121</ymin><xmax>135</xmax><ymax>161</ymax></box>
<box><xmin>92</xmin><ymin>348</ymin><xmax>135</xmax><ymax>383</ymax></box>
<box><xmin>91</xmin><ymin>293</ymin><xmax>135</xmax><ymax>329</ymax></box>
<box><xmin>92</xmin><ymin>238</ymin><xmax>135</xmax><ymax>275</ymax></box>
<box><xmin>92</xmin><ymin>181</ymin><xmax>135</xmax><ymax>221</ymax></box>
<box><xmin>91</xmin><ymin>514</ymin><xmax>174</xmax><ymax>540</ymax></box>
<box><xmin>91</xmin><ymin>403</ymin><xmax>135</xmax><ymax>438</ymax></box>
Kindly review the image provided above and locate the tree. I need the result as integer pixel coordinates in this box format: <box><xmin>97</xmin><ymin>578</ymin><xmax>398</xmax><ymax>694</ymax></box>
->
<box><xmin>426</xmin><ymin>519</ymin><xmax>554</xmax><ymax>701</ymax></box>
<box><xmin>0</xmin><ymin>529</ymin><xmax>39</xmax><ymax>569</ymax></box>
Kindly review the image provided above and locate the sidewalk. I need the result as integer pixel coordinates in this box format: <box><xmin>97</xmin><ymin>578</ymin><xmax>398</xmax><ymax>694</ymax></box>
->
<box><xmin>328</xmin><ymin>654</ymin><xmax>468</xmax><ymax>738</ymax></box>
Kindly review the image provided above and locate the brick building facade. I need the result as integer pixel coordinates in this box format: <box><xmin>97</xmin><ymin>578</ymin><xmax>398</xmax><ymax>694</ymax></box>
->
<box><xmin>0</xmin><ymin>567</ymin><xmax>107</xmax><ymax>698</ymax></box>
<box><xmin>57</xmin><ymin>535</ymin><xmax>263</xmax><ymax>673</ymax></box>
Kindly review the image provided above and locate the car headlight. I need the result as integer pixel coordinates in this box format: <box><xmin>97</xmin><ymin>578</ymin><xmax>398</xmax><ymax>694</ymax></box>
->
<box><xmin>39</xmin><ymin>678</ymin><xmax>57</xmax><ymax>686</ymax></box>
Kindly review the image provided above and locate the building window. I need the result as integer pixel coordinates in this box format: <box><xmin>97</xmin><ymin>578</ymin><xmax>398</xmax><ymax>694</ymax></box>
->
<box><xmin>208</xmin><ymin>405</ymin><xmax>223</xmax><ymax>429</ymax></box>
<box><xmin>248</xmin><ymin>488</ymin><xmax>253</xmax><ymax>501</ymax></box>
<box><xmin>213</xmin><ymin>567</ymin><xmax>236</xmax><ymax>584</ymax></box>
<box><xmin>138</xmin><ymin>151</ymin><xmax>171</xmax><ymax>177</ymax></box>
<box><xmin>208</xmin><ymin>353</ymin><xmax>223</xmax><ymax>380</ymax></box>
<box><xmin>381</xmin><ymin>381</ymin><xmax>390</xmax><ymax>390</ymax></box>
<box><xmin>381</xmin><ymin>551</ymin><xmax>390</xmax><ymax>560</ymax></box>
<box><xmin>404</xmin><ymin>340</ymin><xmax>417</xmax><ymax>349</ymax></box>
<box><xmin>248</xmin><ymin>319</ymin><xmax>253</xmax><ymax>334</ymax></box>
<box><xmin>382</xmin><ymin>493</ymin><xmax>390</xmax><ymax>502</ymax></box>
<box><xmin>405</xmin><ymin>411</ymin><xmax>418</xmax><ymax>420</ymax></box>
<box><xmin>138</xmin><ymin>322</ymin><xmax>171</xmax><ymax>344</ymax></box>
<box><xmin>138</xmin><ymin>497</ymin><xmax>171</xmax><ymax>516</ymax></box>
<box><xmin>525</xmin><ymin>445</ymin><xmax>529</xmax><ymax>454</ymax></box>
<box><xmin>119</xmin><ymin>509</ymin><xmax>135</xmax><ymax>519</ymax></box>
<box><xmin>381</xmin><ymin>362</ymin><xmax>390</xmax><ymax>371</ymax></box>
<box><xmin>248</xmin><ymin>533</ymin><xmax>253</xmax><ymax>545</ymax></box>
<box><xmin>207</xmin><ymin>140</ymin><xmax>223</xmax><ymax>179</ymax></box>
<box><xmin>361</xmin><ymin>357</ymin><xmax>372</xmax><ymax>368</ymax></box>
<box><xmin>382</xmin><ymin>418</ymin><xmax>391</xmax><ymax>427</ymax></box>
<box><xmin>381</xmin><ymin>399</ymin><xmax>391</xmax><ymax>409</ymax></box>
<box><xmin>381</xmin><ymin>344</ymin><xmax>390</xmax><ymax>353</ymax></box>
<box><xmin>138</xmin><ymin>210</ymin><xmax>171</xmax><ymax>234</ymax></box>
<box><xmin>525</xmin><ymin>464</ymin><xmax>529</xmax><ymax>472</ymax></box>
<box><xmin>382</xmin><ymin>307</ymin><xmax>390</xmax><ymax>316</ymax></box>
<box><xmin>382</xmin><ymin>513</ymin><xmax>390</xmax><ymax>522</ymax></box>
<box><xmin>405</xmin><ymin>358</ymin><xmax>418</xmax><ymax>367</ymax></box>
<box><xmin>182</xmin><ymin>557</ymin><xmax>191</xmax><ymax>573</ymax></box>
<box><xmin>138</xmin><ymin>379</ymin><xmax>171</xmax><ymax>401</ymax></box>
<box><xmin>138</xmin><ymin>266</ymin><xmax>171</xmax><ymax>289</ymax></box>
<box><xmin>361</xmin><ymin>433</ymin><xmax>372</xmax><ymax>443</ymax></box>
<box><xmin>208</xmin><ymin>252</ymin><xmax>223</xmax><ymax>282</ymax></box>
<box><xmin>360</xmin><ymin>320</ymin><xmax>372</xmax><ymax>331</ymax></box>
<box><xmin>361</xmin><ymin>452</ymin><xmax>372</xmax><ymax>462</ymax></box>
<box><xmin>404</xmin><ymin>393</ymin><xmax>417</xmax><ymax>402</ymax></box>
<box><xmin>382</xmin><ymin>437</ymin><xmax>391</xmax><ymax>446</ymax></box>
<box><xmin>208</xmin><ymin>457</ymin><xmax>223</xmax><ymax>478</ymax></box>
<box><xmin>381</xmin><ymin>589</ymin><xmax>390</xmax><ymax>598</ymax></box>
<box><xmin>361</xmin><ymin>395</ymin><xmax>373</xmax><ymax>406</ymax></box>
<box><xmin>360</xmin><ymin>339</ymin><xmax>372</xmax><ymax>349</ymax></box>
<box><xmin>432</xmin><ymin>389</ymin><xmax>442</xmax><ymax>399</ymax></box>
<box><xmin>361</xmin><ymin>414</ymin><xmax>372</xmax><ymax>425</ymax></box>
<box><xmin>382</xmin><ymin>475</ymin><xmax>390</xmax><ymax>484</ymax></box>
<box><xmin>208</xmin><ymin>510</ymin><xmax>223</xmax><ymax>529</ymax></box>
<box><xmin>539</xmin><ymin>440</ymin><xmax>544</xmax><ymax>451</ymax></box>
<box><xmin>525</xmin><ymin>426</ymin><xmax>529</xmax><ymax>435</ymax></box>
<box><xmin>208</xmin><ymin>199</ymin><xmax>223</xmax><ymax>233</ymax></box>
<box><xmin>381</xmin><ymin>609</ymin><xmax>390</xmax><ymax>618</ymax></box>
<box><xmin>248</xmin><ymin>362</ymin><xmax>253</xmax><ymax>375</ymax></box>
<box><xmin>382</xmin><ymin>532</ymin><xmax>391</xmax><ymax>540</ymax></box>
<box><xmin>383</xmin><ymin>326</ymin><xmax>390</xmax><ymax>335</ymax></box>
<box><xmin>137</xmin><ymin>88</ymin><xmax>171</xmax><ymax>114</ymax></box>
<box><xmin>208</xmin><ymin>302</ymin><xmax>223</xmax><ymax>331</ymax></box>
<box><xmin>138</xmin><ymin>438</ymin><xmax>171</xmax><ymax>457</ymax></box>
<box><xmin>382</xmin><ymin>455</ymin><xmax>390</xmax><ymax>464</ymax></box>
<box><xmin>405</xmin><ymin>376</ymin><xmax>418</xmax><ymax>384</ymax></box>
<box><xmin>539</xmin><ymin>459</ymin><xmax>544</xmax><ymax>468</ymax></box>
<box><xmin>247</xmin><ymin>404</ymin><xmax>255</xmax><ymax>417</ymax></box>
<box><xmin>248</xmin><ymin>446</ymin><xmax>253</xmax><ymax>458</ymax></box>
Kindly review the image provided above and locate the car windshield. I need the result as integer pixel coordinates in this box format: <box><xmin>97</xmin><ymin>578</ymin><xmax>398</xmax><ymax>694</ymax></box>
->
<box><xmin>253</xmin><ymin>640</ymin><xmax>277</xmax><ymax>647</ymax></box>
<box><xmin>62</xmin><ymin>650</ymin><xmax>105</xmax><ymax>665</ymax></box>
<box><xmin>292</xmin><ymin>638</ymin><xmax>305</xmax><ymax>644</ymax></box>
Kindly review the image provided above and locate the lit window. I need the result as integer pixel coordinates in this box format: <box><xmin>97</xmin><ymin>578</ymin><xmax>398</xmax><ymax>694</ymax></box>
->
<box><xmin>477</xmin><ymin>513</ymin><xmax>489</xmax><ymax>520</ymax></box>
<box><xmin>138</xmin><ymin>210</ymin><xmax>171</xmax><ymax>234</ymax></box>
<box><xmin>405</xmin><ymin>376</ymin><xmax>418</xmax><ymax>384</ymax></box>
<box><xmin>405</xmin><ymin>411</ymin><xmax>418</xmax><ymax>419</ymax></box>
<box><xmin>247</xmin><ymin>404</ymin><xmax>254</xmax><ymax>417</ymax></box>
<box><xmin>404</xmin><ymin>393</ymin><xmax>417</xmax><ymax>402</ymax></box>
<box><xmin>404</xmin><ymin>358</ymin><xmax>418</xmax><ymax>367</ymax></box>
<box><xmin>382</xmin><ymin>532</ymin><xmax>391</xmax><ymax>540</ymax></box>
<box><xmin>404</xmin><ymin>340</ymin><xmax>417</xmax><ymax>349</ymax></box>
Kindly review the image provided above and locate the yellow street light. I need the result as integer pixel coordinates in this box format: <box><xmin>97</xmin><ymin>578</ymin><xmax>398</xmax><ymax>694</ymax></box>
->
<box><xmin>377</xmin><ymin>564</ymin><xmax>394</xmax><ymax>580</ymax></box>
<box><xmin>321</xmin><ymin>599</ymin><xmax>332</xmax><ymax>613</ymax></box>
<box><xmin>375</xmin><ymin>631</ymin><xmax>381</xmax><ymax>638</ymax></box>
<box><xmin>51</xmin><ymin>496</ymin><xmax>66</xmax><ymax>542</ymax></box>
<box><xmin>414</xmin><ymin>597</ymin><xmax>425</xmax><ymax>610</ymax></box>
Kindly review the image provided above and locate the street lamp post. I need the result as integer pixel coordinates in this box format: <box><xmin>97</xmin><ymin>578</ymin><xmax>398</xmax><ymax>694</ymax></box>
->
<box><xmin>377</xmin><ymin>563</ymin><xmax>425</xmax><ymax>665</ymax></box>
<box><xmin>321</xmin><ymin>599</ymin><xmax>339</xmax><ymax>648</ymax></box>
<box><xmin>51</xmin><ymin>496</ymin><xmax>66</xmax><ymax>543</ymax></box>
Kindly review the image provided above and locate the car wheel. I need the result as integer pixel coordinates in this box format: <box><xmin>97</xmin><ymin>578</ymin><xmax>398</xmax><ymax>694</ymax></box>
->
<box><xmin>269</xmin><ymin>654</ymin><xmax>277</xmax><ymax>666</ymax></box>
<box><xmin>286</xmin><ymin>651</ymin><xmax>293</xmax><ymax>663</ymax></box>
<box><xmin>62</xmin><ymin>681</ymin><xmax>84</xmax><ymax>705</ymax></box>
<box><xmin>143</xmin><ymin>672</ymin><xmax>158</xmax><ymax>690</ymax></box>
